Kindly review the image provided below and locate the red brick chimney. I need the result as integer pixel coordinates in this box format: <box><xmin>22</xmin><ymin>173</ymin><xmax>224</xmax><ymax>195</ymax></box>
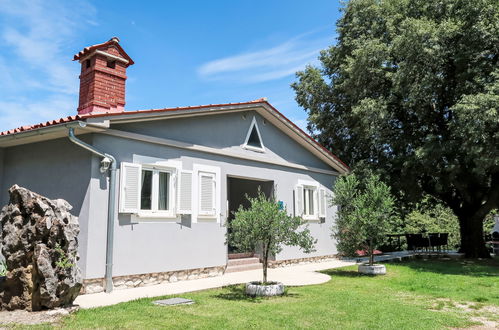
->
<box><xmin>73</xmin><ymin>37</ymin><xmax>134</xmax><ymax>115</ymax></box>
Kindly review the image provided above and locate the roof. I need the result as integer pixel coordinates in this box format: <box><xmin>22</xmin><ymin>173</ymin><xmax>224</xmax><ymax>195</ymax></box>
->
<box><xmin>73</xmin><ymin>37</ymin><xmax>134</xmax><ymax>65</ymax></box>
<box><xmin>0</xmin><ymin>115</ymin><xmax>82</xmax><ymax>136</ymax></box>
<box><xmin>0</xmin><ymin>99</ymin><xmax>349</xmax><ymax>173</ymax></box>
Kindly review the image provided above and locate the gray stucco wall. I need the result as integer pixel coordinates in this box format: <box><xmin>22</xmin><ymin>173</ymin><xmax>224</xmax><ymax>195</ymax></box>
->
<box><xmin>81</xmin><ymin>111</ymin><xmax>339</xmax><ymax>279</ymax></box>
<box><xmin>112</xmin><ymin>111</ymin><xmax>332</xmax><ymax>171</ymax></box>
<box><xmin>0</xmin><ymin>137</ymin><xmax>94</xmax><ymax>277</ymax></box>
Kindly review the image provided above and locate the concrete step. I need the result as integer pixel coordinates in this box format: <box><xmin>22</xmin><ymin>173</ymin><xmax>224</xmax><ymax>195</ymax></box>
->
<box><xmin>227</xmin><ymin>257</ymin><xmax>261</xmax><ymax>266</ymax></box>
<box><xmin>225</xmin><ymin>263</ymin><xmax>263</xmax><ymax>273</ymax></box>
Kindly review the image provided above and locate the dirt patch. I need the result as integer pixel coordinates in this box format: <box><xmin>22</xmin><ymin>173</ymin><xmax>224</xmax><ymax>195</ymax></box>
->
<box><xmin>429</xmin><ymin>299</ymin><xmax>499</xmax><ymax>329</ymax></box>
<box><xmin>0</xmin><ymin>306</ymin><xmax>78</xmax><ymax>326</ymax></box>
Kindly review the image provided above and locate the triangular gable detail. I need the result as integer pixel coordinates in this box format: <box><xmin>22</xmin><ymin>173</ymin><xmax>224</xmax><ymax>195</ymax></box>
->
<box><xmin>243</xmin><ymin>116</ymin><xmax>265</xmax><ymax>152</ymax></box>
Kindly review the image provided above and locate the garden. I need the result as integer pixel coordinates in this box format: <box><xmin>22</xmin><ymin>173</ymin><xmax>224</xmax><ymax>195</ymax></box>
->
<box><xmin>19</xmin><ymin>258</ymin><xmax>498</xmax><ymax>329</ymax></box>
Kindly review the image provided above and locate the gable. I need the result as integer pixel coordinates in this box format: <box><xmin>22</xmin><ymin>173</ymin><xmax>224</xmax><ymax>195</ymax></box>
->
<box><xmin>110</xmin><ymin>111</ymin><xmax>336</xmax><ymax>172</ymax></box>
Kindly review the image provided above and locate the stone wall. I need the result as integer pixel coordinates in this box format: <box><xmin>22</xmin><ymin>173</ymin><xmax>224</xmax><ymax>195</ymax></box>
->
<box><xmin>82</xmin><ymin>255</ymin><xmax>341</xmax><ymax>294</ymax></box>
<box><xmin>268</xmin><ymin>254</ymin><xmax>338</xmax><ymax>268</ymax></box>
<box><xmin>83</xmin><ymin>265</ymin><xmax>226</xmax><ymax>294</ymax></box>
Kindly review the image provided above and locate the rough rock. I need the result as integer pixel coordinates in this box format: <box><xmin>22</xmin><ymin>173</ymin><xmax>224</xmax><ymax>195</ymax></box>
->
<box><xmin>0</xmin><ymin>185</ymin><xmax>82</xmax><ymax>311</ymax></box>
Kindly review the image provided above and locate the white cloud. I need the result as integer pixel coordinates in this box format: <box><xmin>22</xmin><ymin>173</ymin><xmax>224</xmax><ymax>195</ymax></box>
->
<box><xmin>0</xmin><ymin>0</ymin><xmax>97</xmax><ymax>131</ymax></box>
<box><xmin>198</xmin><ymin>33</ymin><xmax>329</xmax><ymax>84</ymax></box>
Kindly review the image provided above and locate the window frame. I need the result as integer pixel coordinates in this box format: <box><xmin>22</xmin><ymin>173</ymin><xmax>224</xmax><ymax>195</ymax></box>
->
<box><xmin>296</xmin><ymin>179</ymin><xmax>322</xmax><ymax>221</ymax></box>
<box><xmin>198</xmin><ymin>171</ymin><xmax>216</xmax><ymax>217</ymax></box>
<box><xmin>302</xmin><ymin>185</ymin><xmax>319</xmax><ymax>220</ymax></box>
<box><xmin>242</xmin><ymin>116</ymin><xmax>265</xmax><ymax>153</ymax></box>
<box><xmin>138</xmin><ymin>165</ymin><xmax>176</xmax><ymax>218</ymax></box>
<box><xmin>193</xmin><ymin>164</ymin><xmax>221</xmax><ymax>223</ymax></box>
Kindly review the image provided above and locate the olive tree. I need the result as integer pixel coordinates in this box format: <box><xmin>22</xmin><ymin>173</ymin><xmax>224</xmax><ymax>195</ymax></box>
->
<box><xmin>227</xmin><ymin>190</ymin><xmax>316</xmax><ymax>283</ymax></box>
<box><xmin>332</xmin><ymin>174</ymin><xmax>397</xmax><ymax>265</ymax></box>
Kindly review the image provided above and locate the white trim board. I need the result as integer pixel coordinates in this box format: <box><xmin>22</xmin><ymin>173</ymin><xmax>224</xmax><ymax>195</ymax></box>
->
<box><xmin>103</xmin><ymin>129</ymin><xmax>339</xmax><ymax>176</ymax></box>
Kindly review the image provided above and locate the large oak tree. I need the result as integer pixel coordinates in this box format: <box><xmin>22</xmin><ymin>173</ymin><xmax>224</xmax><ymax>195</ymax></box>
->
<box><xmin>292</xmin><ymin>0</ymin><xmax>498</xmax><ymax>257</ymax></box>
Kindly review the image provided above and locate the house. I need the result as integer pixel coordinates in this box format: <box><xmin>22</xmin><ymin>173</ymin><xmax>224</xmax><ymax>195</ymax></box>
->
<box><xmin>0</xmin><ymin>38</ymin><xmax>349</xmax><ymax>293</ymax></box>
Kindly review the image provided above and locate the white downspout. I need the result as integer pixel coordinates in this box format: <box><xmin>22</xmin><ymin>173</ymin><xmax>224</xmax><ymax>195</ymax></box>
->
<box><xmin>68</xmin><ymin>127</ymin><xmax>117</xmax><ymax>293</ymax></box>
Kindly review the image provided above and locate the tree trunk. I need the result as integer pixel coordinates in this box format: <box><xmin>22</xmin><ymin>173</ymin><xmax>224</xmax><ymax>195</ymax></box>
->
<box><xmin>368</xmin><ymin>241</ymin><xmax>374</xmax><ymax>266</ymax></box>
<box><xmin>457</xmin><ymin>212</ymin><xmax>490</xmax><ymax>258</ymax></box>
<box><xmin>262</xmin><ymin>245</ymin><xmax>268</xmax><ymax>284</ymax></box>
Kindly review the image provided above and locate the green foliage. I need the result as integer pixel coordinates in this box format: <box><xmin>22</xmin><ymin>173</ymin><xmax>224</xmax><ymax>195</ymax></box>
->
<box><xmin>332</xmin><ymin>174</ymin><xmax>398</xmax><ymax>264</ymax></box>
<box><xmin>0</xmin><ymin>259</ymin><xmax>7</xmax><ymax>276</ymax></box>
<box><xmin>227</xmin><ymin>189</ymin><xmax>316</xmax><ymax>283</ymax></box>
<box><xmin>403</xmin><ymin>199</ymin><xmax>461</xmax><ymax>248</ymax></box>
<box><xmin>54</xmin><ymin>243</ymin><xmax>75</xmax><ymax>269</ymax></box>
<box><xmin>484</xmin><ymin>211</ymin><xmax>497</xmax><ymax>235</ymax></box>
<box><xmin>292</xmin><ymin>0</ymin><xmax>499</xmax><ymax>257</ymax></box>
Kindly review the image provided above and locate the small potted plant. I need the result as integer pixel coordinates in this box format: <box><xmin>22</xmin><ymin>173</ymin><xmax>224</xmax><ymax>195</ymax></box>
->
<box><xmin>227</xmin><ymin>189</ymin><xmax>316</xmax><ymax>296</ymax></box>
<box><xmin>332</xmin><ymin>174</ymin><xmax>397</xmax><ymax>275</ymax></box>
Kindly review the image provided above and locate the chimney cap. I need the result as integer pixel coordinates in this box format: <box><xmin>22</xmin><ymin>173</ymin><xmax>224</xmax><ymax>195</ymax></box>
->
<box><xmin>73</xmin><ymin>37</ymin><xmax>134</xmax><ymax>65</ymax></box>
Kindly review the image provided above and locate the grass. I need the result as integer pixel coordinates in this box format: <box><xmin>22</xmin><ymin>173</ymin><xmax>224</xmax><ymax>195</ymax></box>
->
<box><xmin>18</xmin><ymin>258</ymin><xmax>499</xmax><ymax>329</ymax></box>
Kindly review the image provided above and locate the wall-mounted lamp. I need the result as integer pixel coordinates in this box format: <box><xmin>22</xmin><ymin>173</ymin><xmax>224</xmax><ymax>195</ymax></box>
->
<box><xmin>100</xmin><ymin>157</ymin><xmax>112</xmax><ymax>173</ymax></box>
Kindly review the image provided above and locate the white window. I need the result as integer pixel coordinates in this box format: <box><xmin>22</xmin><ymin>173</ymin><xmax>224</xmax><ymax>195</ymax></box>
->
<box><xmin>139</xmin><ymin>167</ymin><xmax>175</xmax><ymax>216</ymax></box>
<box><xmin>243</xmin><ymin>116</ymin><xmax>265</xmax><ymax>152</ymax></box>
<box><xmin>302</xmin><ymin>186</ymin><xmax>317</xmax><ymax>218</ymax></box>
<box><xmin>295</xmin><ymin>181</ymin><xmax>327</xmax><ymax>221</ymax></box>
<box><xmin>198</xmin><ymin>171</ymin><xmax>216</xmax><ymax>216</ymax></box>
<box><xmin>193</xmin><ymin>164</ymin><xmax>221</xmax><ymax>222</ymax></box>
<box><xmin>119</xmin><ymin>161</ymin><xmax>178</xmax><ymax>218</ymax></box>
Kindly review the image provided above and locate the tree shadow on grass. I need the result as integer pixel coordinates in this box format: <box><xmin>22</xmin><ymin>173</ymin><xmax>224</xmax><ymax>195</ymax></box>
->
<box><xmin>213</xmin><ymin>285</ymin><xmax>300</xmax><ymax>302</ymax></box>
<box><xmin>320</xmin><ymin>269</ymin><xmax>379</xmax><ymax>278</ymax></box>
<box><xmin>389</xmin><ymin>257</ymin><xmax>499</xmax><ymax>277</ymax></box>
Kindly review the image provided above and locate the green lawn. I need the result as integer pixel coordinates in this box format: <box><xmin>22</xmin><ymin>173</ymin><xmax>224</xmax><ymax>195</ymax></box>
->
<box><xmin>26</xmin><ymin>258</ymin><xmax>499</xmax><ymax>329</ymax></box>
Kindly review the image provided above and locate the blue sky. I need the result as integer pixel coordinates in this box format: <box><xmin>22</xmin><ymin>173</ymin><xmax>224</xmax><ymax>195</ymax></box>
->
<box><xmin>0</xmin><ymin>0</ymin><xmax>342</xmax><ymax>132</ymax></box>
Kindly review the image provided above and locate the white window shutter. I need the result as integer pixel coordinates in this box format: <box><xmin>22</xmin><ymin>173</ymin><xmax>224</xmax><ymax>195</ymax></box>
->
<box><xmin>177</xmin><ymin>170</ymin><xmax>192</xmax><ymax>214</ymax></box>
<box><xmin>294</xmin><ymin>185</ymin><xmax>303</xmax><ymax>217</ymax></box>
<box><xmin>199</xmin><ymin>172</ymin><xmax>216</xmax><ymax>216</ymax></box>
<box><xmin>319</xmin><ymin>188</ymin><xmax>327</xmax><ymax>218</ymax></box>
<box><xmin>119</xmin><ymin>162</ymin><xmax>141</xmax><ymax>213</ymax></box>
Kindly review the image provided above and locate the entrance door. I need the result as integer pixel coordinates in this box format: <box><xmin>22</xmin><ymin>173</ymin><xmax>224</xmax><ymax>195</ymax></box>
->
<box><xmin>227</xmin><ymin>176</ymin><xmax>274</xmax><ymax>254</ymax></box>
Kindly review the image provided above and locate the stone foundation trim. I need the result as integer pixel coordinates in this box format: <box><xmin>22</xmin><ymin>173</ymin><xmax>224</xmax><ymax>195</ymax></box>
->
<box><xmin>82</xmin><ymin>265</ymin><xmax>226</xmax><ymax>294</ymax></box>
<box><xmin>268</xmin><ymin>254</ymin><xmax>338</xmax><ymax>268</ymax></box>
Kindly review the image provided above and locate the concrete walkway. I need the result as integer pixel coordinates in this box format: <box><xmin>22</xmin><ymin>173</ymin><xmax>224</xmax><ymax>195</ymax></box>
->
<box><xmin>74</xmin><ymin>252</ymin><xmax>415</xmax><ymax>309</ymax></box>
<box><xmin>74</xmin><ymin>259</ymin><xmax>354</xmax><ymax>309</ymax></box>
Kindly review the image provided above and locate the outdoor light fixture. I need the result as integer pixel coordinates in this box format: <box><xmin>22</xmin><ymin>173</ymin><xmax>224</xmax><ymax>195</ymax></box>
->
<box><xmin>100</xmin><ymin>157</ymin><xmax>112</xmax><ymax>173</ymax></box>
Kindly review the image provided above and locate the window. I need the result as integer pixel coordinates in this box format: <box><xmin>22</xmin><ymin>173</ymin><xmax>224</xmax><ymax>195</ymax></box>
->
<box><xmin>107</xmin><ymin>60</ymin><xmax>116</xmax><ymax>69</ymax></box>
<box><xmin>119</xmin><ymin>161</ymin><xmax>178</xmax><ymax>217</ymax></box>
<box><xmin>243</xmin><ymin>116</ymin><xmax>265</xmax><ymax>152</ymax></box>
<box><xmin>303</xmin><ymin>186</ymin><xmax>316</xmax><ymax>217</ymax></box>
<box><xmin>139</xmin><ymin>167</ymin><xmax>173</xmax><ymax>214</ymax></box>
<box><xmin>119</xmin><ymin>160</ymin><xmax>220</xmax><ymax>222</ymax></box>
<box><xmin>193</xmin><ymin>164</ymin><xmax>221</xmax><ymax>222</ymax></box>
<box><xmin>85</xmin><ymin>59</ymin><xmax>91</xmax><ymax>69</ymax></box>
<box><xmin>295</xmin><ymin>182</ymin><xmax>327</xmax><ymax>221</ymax></box>
<box><xmin>198</xmin><ymin>172</ymin><xmax>216</xmax><ymax>216</ymax></box>
<box><xmin>140</xmin><ymin>169</ymin><xmax>153</xmax><ymax>210</ymax></box>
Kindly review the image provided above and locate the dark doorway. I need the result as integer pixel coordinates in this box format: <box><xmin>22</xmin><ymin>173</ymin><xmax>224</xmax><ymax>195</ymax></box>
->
<box><xmin>227</xmin><ymin>176</ymin><xmax>274</xmax><ymax>253</ymax></box>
